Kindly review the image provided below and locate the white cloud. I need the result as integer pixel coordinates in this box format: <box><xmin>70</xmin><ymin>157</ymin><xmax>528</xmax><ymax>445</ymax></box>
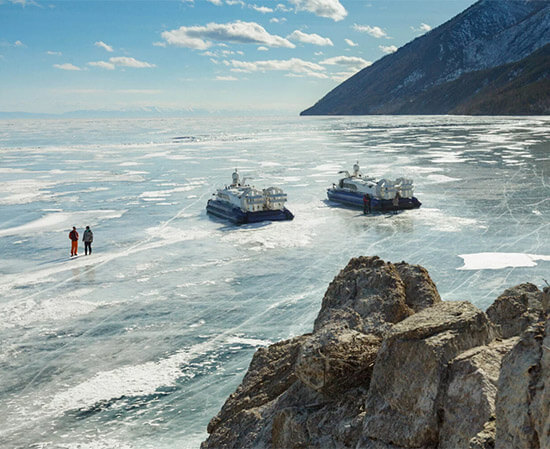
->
<box><xmin>216</xmin><ymin>75</ymin><xmax>238</xmax><ymax>81</ymax></box>
<box><xmin>258</xmin><ymin>46</ymin><xmax>268</xmax><ymax>51</ymax></box>
<box><xmin>344</xmin><ymin>38</ymin><xmax>358</xmax><ymax>47</ymax></box>
<box><xmin>250</xmin><ymin>4</ymin><xmax>273</xmax><ymax>13</ymax></box>
<box><xmin>88</xmin><ymin>60</ymin><xmax>115</xmax><ymax>70</ymax></box>
<box><xmin>228</xmin><ymin>57</ymin><xmax>327</xmax><ymax>78</ymax></box>
<box><xmin>353</xmin><ymin>24</ymin><xmax>388</xmax><ymax>39</ymax></box>
<box><xmin>288</xmin><ymin>0</ymin><xmax>347</xmax><ymax>22</ymax></box>
<box><xmin>46</xmin><ymin>50</ymin><xmax>62</xmax><ymax>56</ymax></box>
<box><xmin>379</xmin><ymin>45</ymin><xmax>397</xmax><ymax>54</ymax></box>
<box><xmin>153</xmin><ymin>41</ymin><xmax>167</xmax><ymax>47</ymax></box>
<box><xmin>204</xmin><ymin>49</ymin><xmax>245</xmax><ymax>59</ymax></box>
<box><xmin>109</xmin><ymin>56</ymin><xmax>155</xmax><ymax>68</ymax></box>
<box><xmin>95</xmin><ymin>41</ymin><xmax>114</xmax><ymax>52</ymax></box>
<box><xmin>320</xmin><ymin>55</ymin><xmax>371</xmax><ymax>72</ymax></box>
<box><xmin>288</xmin><ymin>30</ymin><xmax>333</xmax><ymax>47</ymax></box>
<box><xmin>14</xmin><ymin>40</ymin><xmax>25</xmax><ymax>47</ymax></box>
<box><xmin>270</xmin><ymin>17</ymin><xmax>287</xmax><ymax>23</ymax></box>
<box><xmin>88</xmin><ymin>57</ymin><xmax>155</xmax><ymax>70</ymax></box>
<box><xmin>276</xmin><ymin>3</ymin><xmax>292</xmax><ymax>12</ymax></box>
<box><xmin>206</xmin><ymin>0</ymin><xmax>222</xmax><ymax>5</ymax></box>
<box><xmin>7</xmin><ymin>0</ymin><xmax>40</xmax><ymax>6</ymax></box>
<box><xmin>226</xmin><ymin>0</ymin><xmax>245</xmax><ymax>5</ymax></box>
<box><xmin>411</xmin><ymin>23</ymin><xmax>432</xmax><ymax>33</ymax></box>
<box><xmin>53</xmin><ymin>63</ymin><xmax>82</xmax><ymax>71</ymax></box>
<box><xmin>161</xmin><ymin>21</ymin><xmax>295</xmax><ymax>50</ymax></box>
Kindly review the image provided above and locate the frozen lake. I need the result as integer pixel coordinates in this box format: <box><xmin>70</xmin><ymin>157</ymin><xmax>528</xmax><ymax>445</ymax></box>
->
<box><xmin>0</xmin><ymin>115</ymin><xmax>549</xmax><ymax>448</ymax></box>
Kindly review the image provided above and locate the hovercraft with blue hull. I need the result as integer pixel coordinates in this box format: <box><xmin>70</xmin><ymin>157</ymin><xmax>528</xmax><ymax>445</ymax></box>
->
<box><xmin>207</xmin><ymin>170</ymin><xmax>294</xmax><ymax>225</ymax></box>
<box><xmin>327</xmin><ymin>162</ymin><xmax>421</xmax><ymax>211</ymax></box>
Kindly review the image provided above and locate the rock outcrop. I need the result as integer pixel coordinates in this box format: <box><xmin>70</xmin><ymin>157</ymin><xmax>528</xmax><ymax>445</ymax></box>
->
<box><xmin>486</xmin><ymin>283</ymin><xmax>545</xmax><ymax>338</ymax></box>
<box><xmin>201</xmin><ymin>256</ymin><xmax>549</xmax><ymax>449</ymax></box>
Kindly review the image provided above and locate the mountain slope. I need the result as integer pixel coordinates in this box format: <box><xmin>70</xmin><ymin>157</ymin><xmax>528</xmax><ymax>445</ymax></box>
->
<box><xmin>393</xmin><ymin>43</ymin><xmax>550</xmax><ymax>115</ymax></box>
<box><xmin>301</xmin><ymin>0</ymin><xmax>550</xmax><ymax>115</ymax></box>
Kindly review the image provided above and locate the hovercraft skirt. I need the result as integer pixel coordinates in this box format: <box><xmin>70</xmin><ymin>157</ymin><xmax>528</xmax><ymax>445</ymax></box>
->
<box><xmin>207</xmin><ymin>199</ymin><xmax>294</xmax><ymax>225</ymax></box>
<box><xmin>327</xmin><ymin>189</ymin><xmax>421</xmax><ymax>211</ymax></box>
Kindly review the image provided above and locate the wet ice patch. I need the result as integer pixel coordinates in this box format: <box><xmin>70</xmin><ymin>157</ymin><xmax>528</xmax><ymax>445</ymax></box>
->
<box><xmin>0</xmin><ymin>178</ymin><xmax>58</xmax><ymax>205</ymax></box>
<box><xmin>425</xmin><ymin>174</ymin><xmax>461</xmax><ymax>184</ymax></box>
<box><xmin>414</xmin><ymin>208</ymin><xmax>483</xmax><ymax>233</ymax></box>
<box><xmin>220</xmin><ymin>204</ymin><xmax>323</xmax><ymax>251</ymax></box>
<box><xmin>144</xmin><ymin>225</ymin><xmax>212</xmax><ymax>244</ymax></box>
<box><xmin>47</xmin><ymin>335</ymin><xmax>236</xmax><ymax>414</ymax></box>
<box><xmin>225</xmin><ymin>335</ymin><xmax>271</xmax><ymax>347</ymax></box>
<box><xmin>139</xmin><ymin>184</ymin><xmax>202</xmax><ymax>200</ymax></box>
<box><xmin>458</xmin><ymin>253</ymin><xmax>550</xmax><ymax>270</ymax></box>
<box><xmin>0</xmin><ymin>288</ymin><xmax>106</xmax><ymax>330</ymax></box>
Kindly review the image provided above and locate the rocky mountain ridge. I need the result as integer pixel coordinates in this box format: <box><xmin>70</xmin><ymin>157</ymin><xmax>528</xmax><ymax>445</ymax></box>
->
<box><xmin>201</xmin><ymin>256</ymin><xmax>550</xmax><ymax>449</ymax></box>
<box><xmin>301</xmin><ymin>0</ymin><xmax>550</xmax><ymax>115</ymax></box>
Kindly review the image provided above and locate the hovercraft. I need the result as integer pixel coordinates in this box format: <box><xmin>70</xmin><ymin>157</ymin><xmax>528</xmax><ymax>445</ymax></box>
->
<box><xmin>206</xmin><ymin>170</ymin><xmax>294</xmax><ymax>224</ymax></box>
<box><xmin>327</xmin><ymin>162</ymin><xmax>421</xmax><ymax>211</ymax></box>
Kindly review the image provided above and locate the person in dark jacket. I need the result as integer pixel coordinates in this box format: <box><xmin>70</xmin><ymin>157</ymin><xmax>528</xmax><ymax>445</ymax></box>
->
<box><xmin>69</xmin><ymin>227</ymin><xmax>79</xmax><ymax>256</ymax></box>
<box><xmin>83</xmin><ymin>226</ymin><xmax>93</xmax><ymax>255</ymax></box>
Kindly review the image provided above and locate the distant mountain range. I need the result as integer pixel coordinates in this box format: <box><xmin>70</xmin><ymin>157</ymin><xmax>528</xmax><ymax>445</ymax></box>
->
<box><xmin>301</xmin><ymin>0</ymin><xmax>550</xmax><ymax>116</ymax></box>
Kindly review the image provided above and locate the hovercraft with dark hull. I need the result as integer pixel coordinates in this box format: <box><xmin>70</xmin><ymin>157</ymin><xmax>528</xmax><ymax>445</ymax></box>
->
<box><xmin>327</xmin><ymin>162</ymin><xmax>421</xmax><ymax>212</ymax></box>
<box><xmin>206</xmin><ymin>199</ymin><xmax>294</xmax><ymax>224</ymax></box>
<box><xmin>206</xmin><ymin>170</ymin><xmax>294</xmax><ymax>225</ymax></box>
<box><xmin>327</xmin><ymin>189</ymin><xmax>421</xmax><ymax>211</ymax></box>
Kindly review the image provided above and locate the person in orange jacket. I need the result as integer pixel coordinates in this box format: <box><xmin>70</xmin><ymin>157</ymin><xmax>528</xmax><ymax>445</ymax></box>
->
<box><xmin>69</xmin><ymin>226</ymin><xmax>79</xmax><ymax>256</ymax></box>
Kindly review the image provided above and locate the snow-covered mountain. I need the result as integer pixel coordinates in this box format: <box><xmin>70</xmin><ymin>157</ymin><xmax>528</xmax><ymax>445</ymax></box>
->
<box><xmin>301</xmin><ymin>0</ymin><xmax>550</xmax><ymax>115</ymax></box>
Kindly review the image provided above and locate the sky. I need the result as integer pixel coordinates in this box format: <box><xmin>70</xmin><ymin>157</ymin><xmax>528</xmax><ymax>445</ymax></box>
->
<box><xmin>0</xmin><ymin>0</ymin><xmax>477</xmax><ymax>115</ymax></box>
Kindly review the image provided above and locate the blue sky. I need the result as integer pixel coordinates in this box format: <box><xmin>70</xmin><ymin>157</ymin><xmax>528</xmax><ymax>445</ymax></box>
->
<box><xmin>0</xmin><ymin>0</ymin><xmax>477</xmax><ymax>115</ymax></box>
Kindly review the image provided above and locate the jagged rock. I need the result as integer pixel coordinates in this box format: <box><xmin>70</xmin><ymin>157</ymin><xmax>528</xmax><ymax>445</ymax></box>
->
<box><xmin>314</xmin><ymin>256</ymin><xmax>440</xmax><ymax>336</ymax></box>
<box><xmin>469</xmin><ymin>420</ymin><xmax>496</xmax><ymax>449</ymax></box>
<box><xmin>271</xmin><ymin>387</ymin><xmax>368</xmax><ymax>449</ymax></box>
<box><xmin>394</xmin><ymin>262</ymin><xmax>441</xmax><ymax>312</ymax></box>
<box><xmin>294</xmin><ymin>324</ymin><xmax>381</xmax><ymax>396</ymax></box>
<box><xmin>356</xmin><ymin>438</ymin><xmax>408</xmax><ymax>449</ymax></box>
<box><xmin>531</xmin><ymin>319</ymin><xmax>550</xmax><ymax>448</ymax></box>
<box><xmin>495</xmin><ymin>320</ymin><xmax>550</xmax><ymax>449</ymax></box>
<box><xmin>201</xmin><ymin>256</ymin><xmax>546</xmax><ymax>449</ymax></box>
<box><xmin>364</xmin><ymin>301</ymin><xmax>497</xmax><ymax>448</ymax></box>
<box><xmin>486</xmin><ymin>283</ymin><xmax>544</xmax><ymax>338</ymax></box>
<box><xmin>272</xmin><ymin>407</ymin><xmax>308</xmax><ymax>449</ymax></box>
<box><xmin>203</xmin><ymin>335</ymin><xmax>308</xmax><ymax>446</ymax></box>
<box><xmin>542</xmin><ymin>286</ymin><xmax>550</xmax><ymax>313</ymax></box>
<box><xmin>439</xmin><ymin>338</ymin><xmax>518</xmax><ymax>449</ymax></box>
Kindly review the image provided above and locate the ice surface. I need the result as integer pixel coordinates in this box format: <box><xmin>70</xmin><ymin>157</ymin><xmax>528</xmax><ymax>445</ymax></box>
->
<box><xmin>458</xmin><ymin>252</ymin><xmax>550</xmax><ymax>270</ymax></box>
<box><xmin>0</xmin><ymin>115</ymin><xmax>549</xmax><ymax>449</ymax></box>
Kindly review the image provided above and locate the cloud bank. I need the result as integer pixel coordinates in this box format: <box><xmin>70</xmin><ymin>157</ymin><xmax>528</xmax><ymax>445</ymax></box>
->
<box><xmin>288</xmin><ymin>30</ymin><xmax>333</xmax><ymax>46</ymax></box>
<box><xmin>88</xmin><ymin>57</ymin><xmax>155</xmax><ymax>70</ymax></box>
<box><xmin>161</xmin><ymin>21</ymin><xmax>295</xmax><ymax>50</ymax></box>
<box><xmin>95</xmin><ymin>41</ymin><xmax>114</xmax><ymax>52</ymax></box>
<box><xmin>288</xmin><ymin>0</ymin><xmax>347</xmax><ymax>21</ymax></box>
<box><xmin>353</xmin><ymin>24</ymin><xmax>388</xmax><ymax>38</ymax></box>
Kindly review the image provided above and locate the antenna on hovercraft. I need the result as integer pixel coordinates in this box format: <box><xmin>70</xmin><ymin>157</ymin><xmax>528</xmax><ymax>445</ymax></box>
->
<box><xmin>232</xmin><ymin>169</ymin><xmax>240</xmax><ymax>186</ymax></box>
<box><xmin>353</xmin><ymin>161</ymin><xmax>361</xmax><ymax>177</ymax></box>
